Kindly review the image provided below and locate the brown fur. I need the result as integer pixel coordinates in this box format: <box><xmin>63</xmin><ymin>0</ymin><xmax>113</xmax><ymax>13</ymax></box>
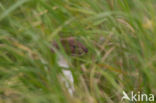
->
<box><xmin>51</xmin><ymin>37</ymin><xmax>88</xmax><ymax>55</ymax></box>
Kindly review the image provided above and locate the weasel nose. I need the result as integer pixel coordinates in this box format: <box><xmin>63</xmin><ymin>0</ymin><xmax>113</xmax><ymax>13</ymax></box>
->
<box><xmin>83</xmin><ymin>48</ymin><xmax>88</xmax><ymax>53</ymax></box>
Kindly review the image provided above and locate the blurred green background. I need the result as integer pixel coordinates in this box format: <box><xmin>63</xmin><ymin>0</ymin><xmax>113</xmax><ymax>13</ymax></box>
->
<box><xmin>0</xmin><ymin>0</ymin><xmax>156</xmax><ymax>103</ymax></box>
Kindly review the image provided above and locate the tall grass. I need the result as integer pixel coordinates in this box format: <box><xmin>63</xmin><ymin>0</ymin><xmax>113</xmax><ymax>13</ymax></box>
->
<box><xmin>0</xmin><ymin>0</ymin><xmax>156</xmax><ymax>103</ymax></box>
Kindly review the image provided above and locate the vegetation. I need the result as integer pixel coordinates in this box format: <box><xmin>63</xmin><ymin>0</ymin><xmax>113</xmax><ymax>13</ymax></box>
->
<box><xmin>0</xmin><ymin>0</ymin><xmax>156</xmax><ymax>103</ymax></box>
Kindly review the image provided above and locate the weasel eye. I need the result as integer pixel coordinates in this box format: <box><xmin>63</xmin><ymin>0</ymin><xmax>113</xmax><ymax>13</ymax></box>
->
<box><xmin>73</xmin><ymin>45</ymin><xmax>76</xmax><ymax>49</ymax></box>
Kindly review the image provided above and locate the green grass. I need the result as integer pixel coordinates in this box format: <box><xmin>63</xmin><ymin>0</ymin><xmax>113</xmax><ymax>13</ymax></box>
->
<box><xmin>0</xmin><ymin>0</ymin><xmax>156</xmax><ymax>103</ymax></box>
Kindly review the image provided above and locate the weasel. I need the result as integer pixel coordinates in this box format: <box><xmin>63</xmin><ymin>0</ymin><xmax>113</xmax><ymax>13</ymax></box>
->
<box><xmin>51</xmin><ymin>37</ymin><xmax>88</xmax><ymax>95</ymax></box>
